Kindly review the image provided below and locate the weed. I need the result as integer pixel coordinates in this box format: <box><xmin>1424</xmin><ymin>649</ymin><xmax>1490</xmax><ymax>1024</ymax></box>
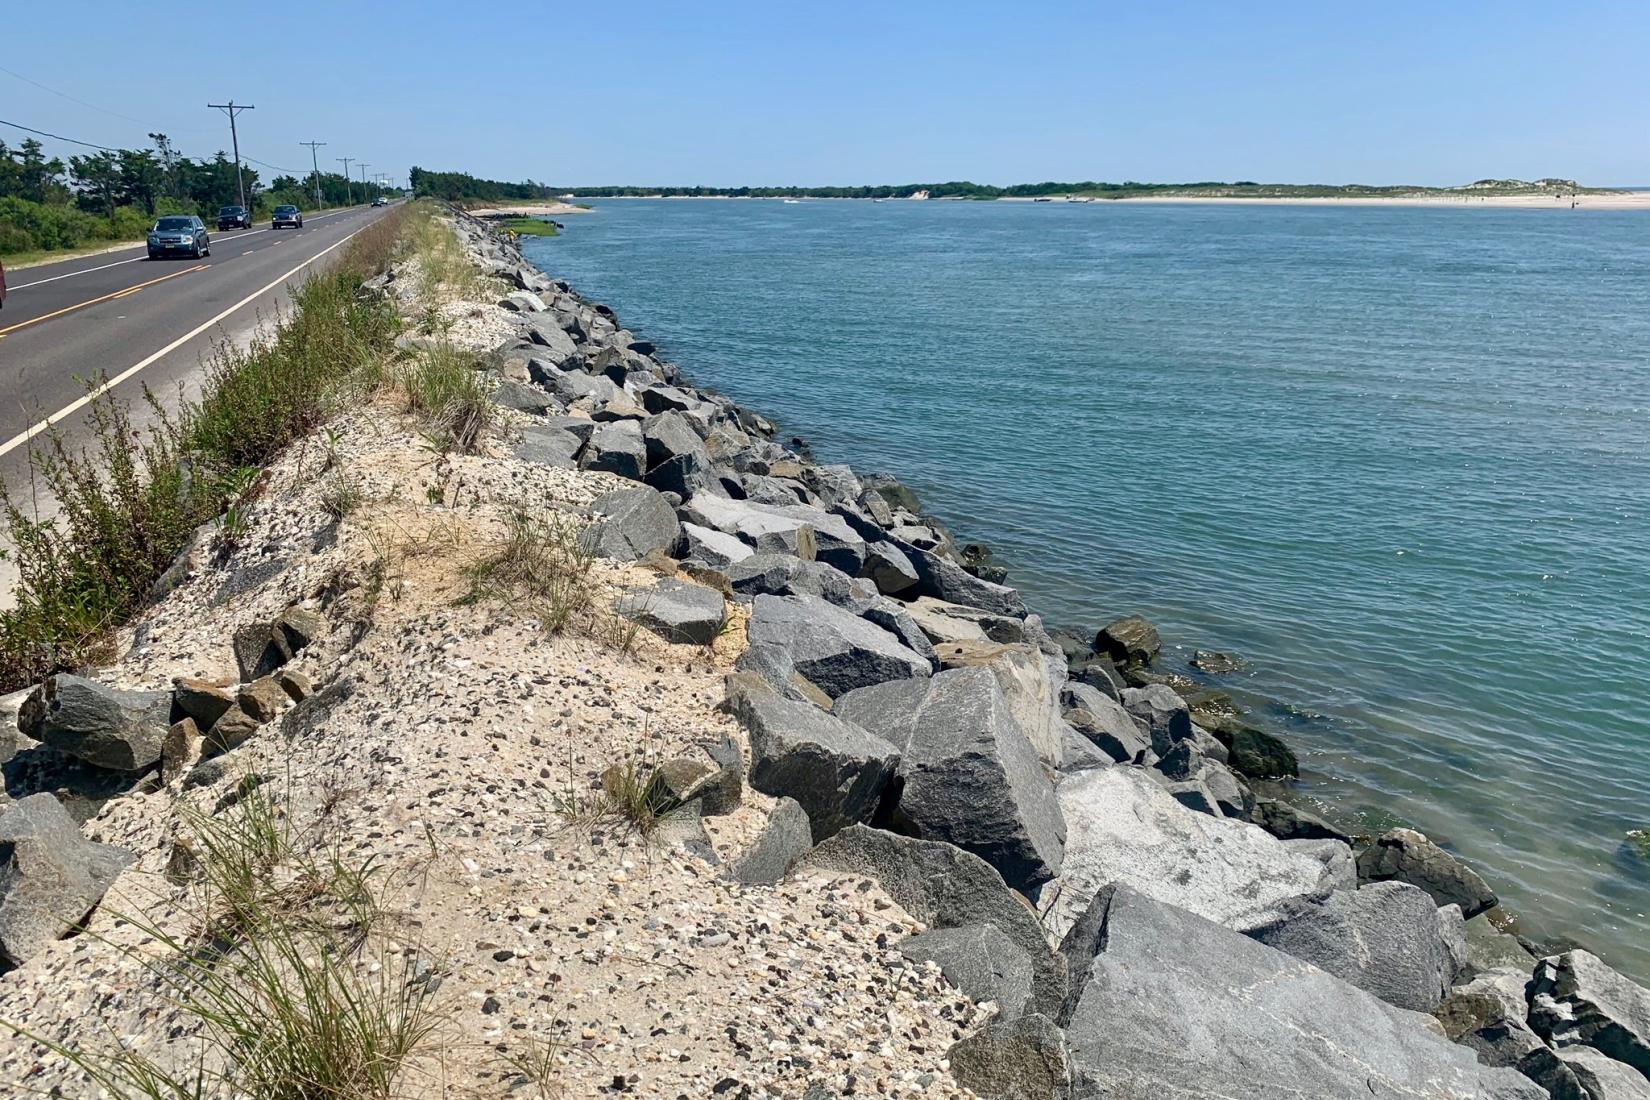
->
<box><xmin>399</xmin><ymin>344</ymin><xmax>492</xmax><ymax>455</ymax></box>
<box><xmin>500</xmin><ymin>1035</ymin><xmax>568</xmax><ymax>1099</ymax></box>
<box><xmin>319</xmin><ymin>475</ymin><xmax>362</xmax><ymax>522</ymax></box>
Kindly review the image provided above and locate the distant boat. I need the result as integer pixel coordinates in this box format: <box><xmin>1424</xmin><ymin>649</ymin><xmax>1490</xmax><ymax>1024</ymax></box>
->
<box><xmin>783</xmin><ymin>199</ymin><xmax>802</xmax><ymax>204</ymax></box>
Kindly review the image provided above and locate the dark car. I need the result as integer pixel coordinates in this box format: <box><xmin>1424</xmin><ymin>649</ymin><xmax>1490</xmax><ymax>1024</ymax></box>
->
<box><xmin>217</xmin><ymin>205</ymin><xmax>252</xmax><ymax>230</ymax></box>
<box><xmin>372</xmin><ymin>196</ymin><xmax>387</xmax><ymax>207</ymax></box>
<box><xmin>148</xmin><ymin>216</ymin><xmax>211</xmax><ymax>259</ymax></box>
<box><xmin>272</xmin><ymin>204</ymin><xmax>304</xmax><ymax>229</ymax></box>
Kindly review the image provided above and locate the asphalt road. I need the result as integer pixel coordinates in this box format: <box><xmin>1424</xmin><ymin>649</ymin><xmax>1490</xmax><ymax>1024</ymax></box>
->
<box><xmin>0</xmin><ymin>202</ymin><xmax>396</xmax><ymax>496</ymax></box>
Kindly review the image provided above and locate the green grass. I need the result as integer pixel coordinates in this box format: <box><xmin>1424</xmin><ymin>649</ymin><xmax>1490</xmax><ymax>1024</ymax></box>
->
<box><xmin>0</xmin><ymin>205</ymin><xmax>410</xmax><ymax>692</ymax></box>
<box><xmin>399</xmin><ymin>343</ymin><xmax>494</xmax><ymax>454</ymax></box>
<box><xmin>500</xmin><ymin>217</ymin><xmax>558</xmax><ymax>237</ymax></box>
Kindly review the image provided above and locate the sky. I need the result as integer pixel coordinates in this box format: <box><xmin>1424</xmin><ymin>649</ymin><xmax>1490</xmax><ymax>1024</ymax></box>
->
<box><xmin>4</xmin><ymin>0</ymin><xmax>1648</xmax><ymax>188</ymax></box>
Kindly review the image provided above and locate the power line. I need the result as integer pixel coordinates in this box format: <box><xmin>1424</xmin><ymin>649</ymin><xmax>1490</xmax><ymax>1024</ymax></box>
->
<box><xmin>0</xmin><ymin>64</ymin><xmax>154</xmax><ymax>128</ymax></box>
<box><xmin>0</xmin><ymin>117</ymin><xmax>123</xmax><ymax>152</ymax></box>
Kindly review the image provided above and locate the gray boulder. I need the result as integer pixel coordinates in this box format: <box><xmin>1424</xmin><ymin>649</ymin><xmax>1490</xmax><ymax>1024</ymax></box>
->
<box><xmin>731</xmin><ymin>690</ymin><xmax>898</xmax><ymax>842</ymax></box>
<box><xmin>578</xmin><ymin>486</ymin><xmax>681</xmax><ymax>561</ymax></box>
<box><xmin>760</xmin><ymin>505</ymin><xmax>866</xmax><ymax>575</ymax></box>
<box><xmin>0</xmin><ymin>794</ymin><xmax>134</xmax><ymax>965</ymax></box>
<box><xmin>1521</xmin><ymin>1046</ymin><xmax>1650</xmax><ymax>1100</ymax></box>
<box><xmin>947</xmin><ymin>1013</ymin><xmax>1072</xmax><ymax>1100</ymax></box>
<box><xmin>1039</xmin><ymin>766</ymin><xmax>1333</xmax><ymax>942</ymax></box>
<box><xmin>890</xmin><ymin>667</ymin><xmax>1065</xmax><ymax>894</ymax></box>
<box><xmin>1529</xmin><ymin>950</ymin><xmax>1650</xmax><ymax>1080</ymax></box>
<box><xmin>900</xmin><ymin>923</ymin><xmax>1035</xmax><ymax>1018</ymax></box>
<box><xmin>860</xmin><ymin>540</ymin><xmax>918</xmax><ymax>596</ymax></box>
<box><xmin>1095</xmin><ymin>614</ymin><xmax>1160</xmax><ymax>666</ymax></box>
<box><xmin>512</xmin><ymin>425</ymin><xmax>582</xmax><ymax>467</ymax></box>
<box><xmin>490</xmin><ymin>379</ymin><xmax>557</xmax><ymax>414</ymax></box>
<box><xmin>682</xmin><ymin>495</ymin><xmax>818</xmax><ymax>559</ymax></box>
<box><xmin>729</xmin><ymin>797</ymin><xmax>812</xmax><ymax>885</ymax></box>
<box><xmin>1245</xmin><ymin>881</ymin><xmax>1458</xmax><ymax>1012</ymax></box>
<box><xmin>1060</xmin><ymin>884</ymin><xmax>1548</xmax><ymax>1100</ymax></box>
<box><xmin>1252</xmin><ymin>796</ymin><xmax>1350</xmax><ymax>842</ymax></box>
<box><xmin>614</xmin><ymin>578</ymin><xmax>725</xmax><ymax>645</ymax></box>
<box><xmin>898</xmin><ymin>540</ymin><xmax>1026</xmax><ymax>617</ymax></box>
<box><xmin>904</xmin><ymin>596</ymin><xmax>1028</xmax><ymax>646</ymax></box>
<box><xmin>744</xmin><ymin>594</ymin><xmax>930</xmax><ymax>699</ymax></box>
<box><xmin>1062</xmin><ymin>684</ymin><xmax>1153</xmax><ymax>764</ymax></box>
<box><xmin>640</xmin><ymin>411</ymin><xmax>709</xmax><ymax>471</ymax></box>
<box><xmin>680</xmin><ymin>522</ymin><xmax>754</xmax><ymax>569</ymax></box>
<box><xmin>807</xmin><ymin>826</ymin><xmax>1065</xmax><ymax>1017</ymax></box>
<box><xmin>858</xmin><ymin>597</ymin><xmax>940</xmax><ymax>670</ymax></box>
<box><xmin>22</xmin><ymin>675</ymin><xmax>172</xmax><ymax>771</ymax></box>
<box><xmin>1120</xmin><ymin>684</ymin><xmax>1193</xmax><ymax>755</ymax></box>
<box><xmin>1357</xmin><ymin>828</ymin><xmax>1497</xmax><ymax>917</ymax></box>
<box><xmin>580</xmin><ymin>419</ymin><xmax>647</xmax><ymax>480</ymax></box>
<box><xmin>933</xmin><ymin>640</ymin><xmax>1062</xmax><ymax>765</ymax></box>
<box><xmin>521</xmin><ymin>313</ymin><xmax>579</xmax><ymax>362</ymax></box>
<box><xmin>1465</xmin><ymin>910</ymin><xmax>1539</xmax><ymax>974</ymax></box>
<box><xmin>831</xmin><ymin>677</ymin><xmax>931</xmax><ymax>751</ymax></box>
<box><xmin>1436</xmin><ymin>969</ymin><xmax>1546</xmax><ymax>1069</ymax></box>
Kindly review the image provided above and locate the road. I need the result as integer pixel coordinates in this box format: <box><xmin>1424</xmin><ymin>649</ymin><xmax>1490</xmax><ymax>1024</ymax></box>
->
<box><xmin>0</xmin><ymin>202</ymin><xmax>396</xmax><ymax>493</ymax></box>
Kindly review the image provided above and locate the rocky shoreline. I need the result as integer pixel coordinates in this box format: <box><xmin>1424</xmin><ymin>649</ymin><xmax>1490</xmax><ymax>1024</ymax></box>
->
<box><xmin>2</xmin><ymin>206</ymin><xmax>1648</xmax><ymax>1098</ymax></box>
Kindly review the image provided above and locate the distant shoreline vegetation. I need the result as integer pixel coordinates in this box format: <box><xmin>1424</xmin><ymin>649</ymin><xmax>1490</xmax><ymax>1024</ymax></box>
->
<box><xmin>554</xmin><ymin>178</ymin><xmax>1618</xmax><ymax>200</ymax></box>
<box><xmin>408</xmin><ymin>168</ymin><xmax>1622</xmax><ymax>205</ymax></box>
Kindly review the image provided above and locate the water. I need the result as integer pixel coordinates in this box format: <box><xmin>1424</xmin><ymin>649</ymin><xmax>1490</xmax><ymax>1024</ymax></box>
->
<box><xmin>523</xmin><ymin>199</ymin><xmax>1650</xmax><ymax>976</ymax></box>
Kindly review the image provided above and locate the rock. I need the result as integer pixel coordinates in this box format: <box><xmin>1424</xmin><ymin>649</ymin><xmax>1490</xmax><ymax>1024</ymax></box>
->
<box><xmin>730</xmin><ymin>690</ymin><xmax>898</xmax><ymax>842</ymax></box>
<box><xmin>859</xmin><ymin>540</ymin><xmax>919</xmax><ymax>596</ymax></box>
<box><xmin>202</xmin><ymin>705</ymin><xmax>260</xmax><ymax>755</ymax></box>
<box><xmin>1039</xmin><ymin>766</ymin><xmax>1333</xmax><ymax>942</ymax></box>
<box><xmin>858</xmin><ymin>597</ymin><xmax>940</xmax><ymax>670</ymax></box>
<box><xmin>753</xmin><ymin>504</ymin><xmax>866</xmax><ymax>575</ymax></box>
<box><xmin>1521</xmin><ymin>1046</ymin><xmax>1650</xmax><ymax>1100</ymax></box>
<box><xmin>234</xmin><ymin>608</ymin><xmax>322</xmax><ymax>681</ymax></box>
<box><xmin>614</xmin><ymin>578</ymin><xmax>726</xmax><ymax>644</ymax></box>
<box><xmin>1245</xmin><ymin>881</ymin><xmax>1457</xmax><ymax>1012</ymax></box>
<box><xmin>947</xmin><ymin>1013</ymin><xmax>1072</xmax><ymax>1100</ymax></box>
<box><xmin>522</xmin><ymin>314</ymin><xmax>579</xmax><ymax>362</ymax></box>
<box><xmin>1288</xmin><ymin>837</ymin><xmax>1358</xmax><ymax>890</ymax></box>
<box><xmin>1191</xmin><ymin>649</ymin><xmax>1244</xmax><ymax>673</ymax></box>
<box><xmin>237</xmin><ymin>677</ymin><xmax>287</xmax><ymax>724</ymax></box>
<box><xmin>900</xmin><ymin>923</ymin><xmax>1035</xmax><ymax>1018</ymax></box>
<box><xmin>512</xmin><ymin>425</ymin><xmax>583</xmax><ymax>467</ymax></box>
<box><xmin>580</xmin><ymin>419</ymin><xmax>647</xmax><ymax>480</ymax></box>
<box><xmin>1095</xmin><ymin>615</ymin><xmax>1160</xmax><ymax>667</ymax></box>
<box><xmin>273</xmin><ymin>607</ymin><xmax>327</xmax><ymax>659</ymax></box>
<box><xmin>1252</xmin><ymin>797</ymin><xmax>1349</xmax><ymax>842</ymax></box>
<box><xmin>491</xmin><ymin>379</ymin><xmax>557</xmax><ymax>414</ymax></box>
<box><xmin>1212</xmin><ymin>722</ymin><xmax>1300</xmax><ymax>779</ymax></box>
<box><xmin>725</xmin><ymin>552</ymin><xmax>814</xmax><ymax>598</ymax></box>
<box><xmin>830</xmin><ymin>677</ymin><xmax>932</xmax><ymax>751</ymax></box>
<box><xmin>0</xmin><ymin>794</ymin><xmax>134</xmax><ymax>966</ymax></box>
<box><xmin>898</xmin><ymin>541</ymin><xmax>1026</xmax><ymax>617</ymax></box>
<box><xmin>905</xmin><ymin>596</ymin><xmax>1027</xmax><ymax>646</ymax></box>
<box><xmin>1062</xmin><ymin>690</ymin><xmax>1153</xmax><ymax>764</ymax></box>
<box><xmin>579</xmin><ymin>486</ymin><xmax>682</xmax><ymax>561</ymax></box>
<box><xmin>542</xmin><ymin>416</ymin><xmax>596</xmax><ymax>444</ymax></box>
<box><xmin>744</xmin><ymin>594</ymin><xmax>930</xmax><ymax>699</ymax></box>
<box><xmin>891</xmin><ymin>667</ymin><xmax>1065</xmax><ymax>895</ymax></box>
<box><xmin>1529</xmin><ymin>950</ymin><xmax>1650</xmax><ymax>1080</ymax></box>
<box><xmin>275</xmin><ymin>669</ymin><xmax>312</xmax><ymax>702</ymax></box>
<box><xmin>1357</xmin><ymin>828</ymin><xmax>1497</xmax><ymax>917</ymax></box>
<box><xmin>933</xmin><ymin>640</ymin><xmax>1061</xmax><ymax>765</ymax></box>
<box><xmin>1439</xmin><ymin>902</ymin><xmax>1470</xmax><ymax>980</ymax></box>
<box><xmin>1060</xmin><ymin>884</ymin><xmax>1547</xmax><ymax>1100</ymax></box>
<box><xmin>22</xmin><ymin>675</ymin><xmax>171</xmax><ymax>772</ymax></box>
<box><xmin>680</xmin><ymin>522</ymin><xmax>754</xmax><ymax>569</ymax></box>
<box><xmin>729</xmin><ymin>798</ymin><xmax>812</xmax><ymax>885</ymax></box>
<box><xmin>159</xmin><ymin>718</ymin><xmax>203</xmax><ymax>786</ymax></box>
<box><xmin>640</xmin><ymin>411</ymin><xmax>709</xmax><ymax>471</ymax></box>
<box><xmin>807</xmin><ymin>827</ymin><xmax>1065</xmax><ymax>1017</ymax></box>
<box><xmin>1436</xmin><ymin>969</ymin><xmax>1546</xmax><ymax>1068</ymax></box>
<box><xmin>682</xmin><ymin>495</ymin><xmax>819</xmax><ymax>559</ymax></box>
<box><xmin>501</xmin><ymin>290</ymin><xmax>547</xmax><ymax>312</ymax></box>
<box><xmin>172</xmin><ymin>677</ymin><xmax>235</xmax><ymax>730</ymax></box>
<box><xmin>1465</xmin><ymin>910</ymin><xmax>1538</xmax><ymax>974</ymax></box>
<box><xmin>1120</xmin><ymin>684</ymin><xmax>1193</xmax><ymax>755</ymax></box>
<box><xmin>1071</xmin><ymin>656</ymin><xmax>1124</xmax><ymax>699</ymax></box>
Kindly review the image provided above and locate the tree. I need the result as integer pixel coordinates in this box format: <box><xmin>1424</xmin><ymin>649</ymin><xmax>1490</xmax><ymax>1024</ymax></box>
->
<box><xmin>69</xmin><ymin>152</ymin><xmax>122</xmax><ymax>216</ymax></box>
<box><xmin>119</xmin><ymin>149</ymin><xmax>165</xmax><ymax>215</ymax></box>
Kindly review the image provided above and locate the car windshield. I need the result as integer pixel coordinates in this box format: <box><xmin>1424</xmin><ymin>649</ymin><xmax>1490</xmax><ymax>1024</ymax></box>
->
<box><xmin>219</xmin><ymin>207</ymin><xmax>243</xmax><ymax>215</ymax></box>
<box><xmin>275</xmin><ymin>206</ymin><xmax>297</xmax><ymax>214</ymax></box>
<box><xmin>155</xmin><ymin>217</ymin><xmax>194</xmax><ymax>231</ymax></box>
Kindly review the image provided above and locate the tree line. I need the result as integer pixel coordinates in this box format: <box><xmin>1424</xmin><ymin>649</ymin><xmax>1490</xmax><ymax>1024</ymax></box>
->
<box><xmin>408</xmin><ymin>167</ymin><xmax>558</xmax><ymax>202</ymax></box>
<box><xmin>0</xmin><ymin>134</ymin><xmax>391</xmax><ymax>256</ymax></box>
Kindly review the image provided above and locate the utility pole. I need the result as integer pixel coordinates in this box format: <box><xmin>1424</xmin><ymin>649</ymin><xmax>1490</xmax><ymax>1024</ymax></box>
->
<box><xmin>337</xmin><ymin>157</ymin><xmax>354</xmax><ymax>205</ymax></box>
<box><xmin>300</xmin><ymin>140</ymin><xmax>326</xmax><ymax>207</ymax></box>
<box><xmin>207</xmin><ymin>100</ymin><xmax>254</xmax><ymax>211</ymax></box>
<box><xmin>360</xmin><ymin>163</ymin><xmax>372</xmax><ymax>202</ymax></box>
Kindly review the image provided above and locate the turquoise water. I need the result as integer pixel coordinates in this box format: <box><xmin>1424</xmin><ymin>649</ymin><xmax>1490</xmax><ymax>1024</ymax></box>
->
<box><xmin>524</xmin><ymin>199</ymin><xmax>1650</xmax><ymax>976</ymax></box>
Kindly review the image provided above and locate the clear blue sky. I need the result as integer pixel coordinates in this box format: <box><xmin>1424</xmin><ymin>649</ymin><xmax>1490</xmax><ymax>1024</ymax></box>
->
<box><xmin>5</xmin><ymin>0</ymin><xmax>1647</xmax><ymax>187</ymax></box>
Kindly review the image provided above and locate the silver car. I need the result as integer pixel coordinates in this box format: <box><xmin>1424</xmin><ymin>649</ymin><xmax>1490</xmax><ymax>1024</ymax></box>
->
<box><xmin>272</xmin><ymin>204</ymin><xmax>304</xmax><ymax>229</ymax></box>
<box><xmin>148</xmin><ymin>215</ymin><xmax>211</xmax><ymax>259</ymax></box>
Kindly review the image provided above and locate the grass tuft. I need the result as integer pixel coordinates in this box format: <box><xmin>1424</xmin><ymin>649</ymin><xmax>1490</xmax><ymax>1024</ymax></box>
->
<box><xmin>399</xmin><ymin>344</ymin><xmax>493</xmax><ymax>455</ymax></box>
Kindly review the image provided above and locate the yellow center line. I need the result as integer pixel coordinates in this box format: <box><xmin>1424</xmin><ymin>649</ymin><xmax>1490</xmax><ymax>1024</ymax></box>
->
<box><xmin>0</xmin><ymin>264</ymin><xmax>209</xmax><ymax>338</ymax></box>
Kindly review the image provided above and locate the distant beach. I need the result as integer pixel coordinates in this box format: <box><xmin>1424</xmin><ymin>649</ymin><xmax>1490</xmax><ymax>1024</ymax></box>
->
<box><xmin>1002</xmin><ymin>192</ymin><xmax>1650</xmax><ymax>210</ymax></box>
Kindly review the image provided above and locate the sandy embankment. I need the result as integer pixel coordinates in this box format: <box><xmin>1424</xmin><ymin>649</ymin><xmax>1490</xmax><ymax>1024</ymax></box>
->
<box><xmin>466</xmin><ymin>201</ymin><xmax>593</xmax><ymax>216</ymax></box>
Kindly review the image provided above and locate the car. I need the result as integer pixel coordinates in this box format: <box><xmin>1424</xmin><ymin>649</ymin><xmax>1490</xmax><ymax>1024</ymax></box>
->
<box><xmin>217</xmin><ymin>205</ymin><xmax>252</xmax><ymax>230</ymax></box>
<box><xmin>371</xmin><ymin>196</ymin><xmax>387</xmax><ymax>207</ymax></box>
<box><xmin>272</xmin><ymin>204</ymin><xmax>304</xmax><ymax>229</ymax></box>
<box><xmin>148</xmin><ymin>216</ymin><xmax>211</xmax><ymax>259</ymax></box>
<box><xmin>0</xmin><ymin>257</ymin><xmax>6</xmax><ymax>310</ymax></box>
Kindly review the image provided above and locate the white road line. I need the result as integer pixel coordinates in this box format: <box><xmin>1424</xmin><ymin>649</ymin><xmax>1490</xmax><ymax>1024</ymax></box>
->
<box><xmin>0</xmin><ymin>222</ymin><xmax>370</xmax><ymax>460</ymax></box>
<box><xmin>9</xmin><ymin>207</ymin><xmax>363</xmax><ymax>290</ymax></box>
